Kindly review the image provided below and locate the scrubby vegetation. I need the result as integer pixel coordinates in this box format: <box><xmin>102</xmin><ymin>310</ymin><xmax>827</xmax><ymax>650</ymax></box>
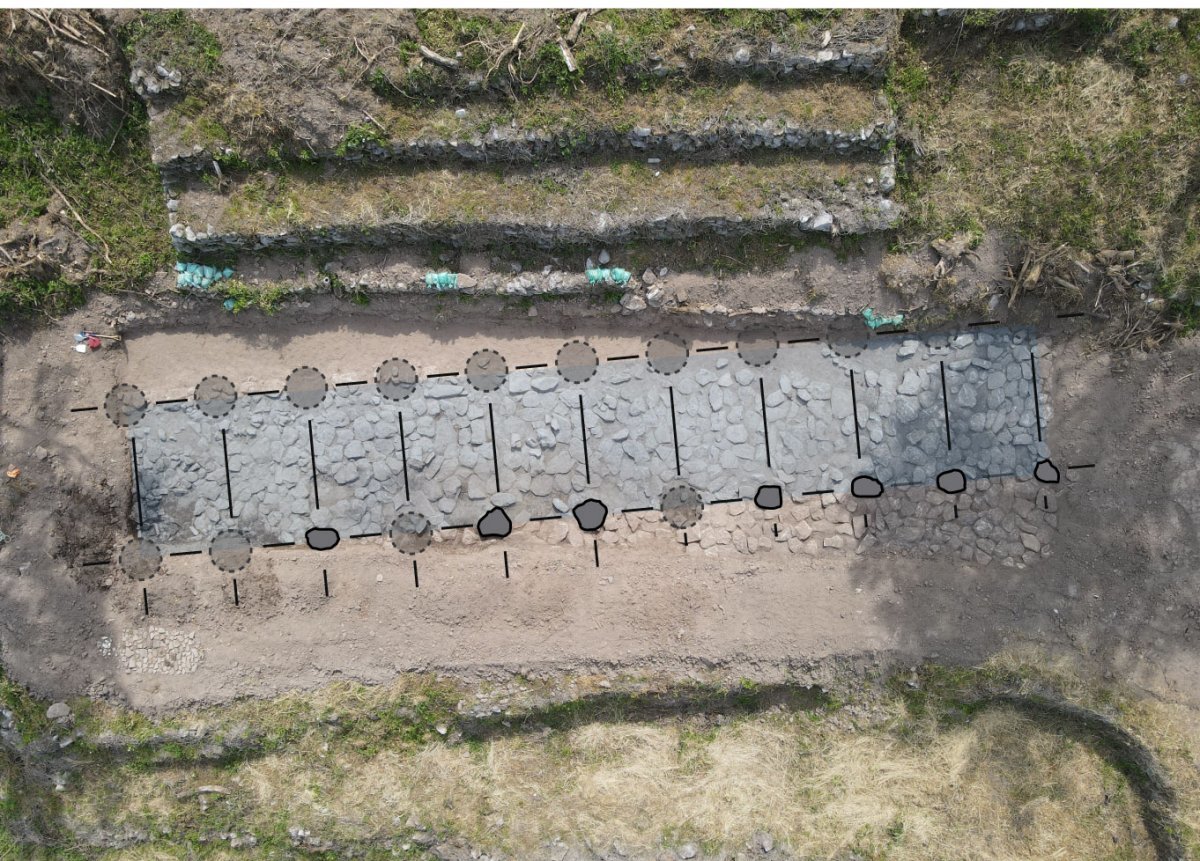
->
<box><xmin>0</xmin><ymin>655</ymin><xmax>1194</xmax><ymax>858</ymax></box>
<box><xmin>888</xmin><ymin>10</ymin><xmax>1200</xmax><ymax>328</ymax></box>
<box><xmin>0</xmin><ymin>98</ymin><xmax>171</xmax><ymax>318</ymax></box>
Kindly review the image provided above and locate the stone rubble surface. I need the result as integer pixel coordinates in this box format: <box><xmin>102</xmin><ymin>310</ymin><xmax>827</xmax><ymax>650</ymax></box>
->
<box><xmin>119</xmin><ymin>627</ymin><xmax>204</xmax><ymax>675</ymax></box>
<box><xmin>130</xmin><ymin>329</ymin><xmax>1051</xmax><ymax>560</ymax></box>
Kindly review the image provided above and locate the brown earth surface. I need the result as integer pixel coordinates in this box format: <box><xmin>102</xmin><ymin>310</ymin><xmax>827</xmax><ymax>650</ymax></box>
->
<box><xmin>1</xmin><ymin>292</ymin><xmax>1198</xmax><ymax>714</ymax></box>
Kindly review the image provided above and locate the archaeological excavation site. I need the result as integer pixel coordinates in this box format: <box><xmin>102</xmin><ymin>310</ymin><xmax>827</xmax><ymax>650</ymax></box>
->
<box><xmin>2</xmin><ymin>7</ymin><xmax>1200</xmax><ymax>860</ymax></box>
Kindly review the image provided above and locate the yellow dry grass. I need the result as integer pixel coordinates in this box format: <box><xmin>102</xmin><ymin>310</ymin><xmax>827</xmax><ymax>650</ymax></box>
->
<box><xmin>202</xmin><ymin>156</ymin><xmax>866</xmax><ymax>235</ymax></box>
<box><xmin>382</xmin><ymin>80</ymin><xmax>885</xmax><ymax>146</ymax></box>
<box><xmin>894</xmin><ymin>13</ymin><xmax>1199</xmax><ymax>276</ymax></box>
<box><xmin>163</xmin><ymin>79</ymin><xmax>885</xmax><ymax>160</ymax></box>
<box><xmin>196</xmin><ymin>707</ymin><xmax>1154</xmax><ymax>859</ymax></box>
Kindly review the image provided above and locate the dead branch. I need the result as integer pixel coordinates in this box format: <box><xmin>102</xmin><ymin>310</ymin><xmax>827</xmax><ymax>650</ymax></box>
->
<box><xmin>362</xmin><ymin>111</ymin><xmax>385</xmax><ymax>132</ymax></box>
<box><xmin>558</xmin><ymin>40</ymin><xmax>577</xmax><ymax>73</ymax></box>
<box><xmin>27</xmin><ymin>10</ymin><xmax>108</xmax><ymax>58</ymax></box>
<box><xmin>489</xmin><ymin>22</ymin><xmax>527</xmax><ymax>80</ymax></box>
<box><xmin>418</xmin><ymin>44</ymin><xmax>459</xmax><ymax>70</ymax></box>
<box><xmin>565</xmin><ymin>10</ymin><xmax>588</xmax><ymax>44</ymax></box>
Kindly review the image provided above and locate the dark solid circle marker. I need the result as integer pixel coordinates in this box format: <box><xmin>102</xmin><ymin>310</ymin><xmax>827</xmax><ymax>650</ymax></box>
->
<box><xmin>210</xmin><ymin>530</ymin><xmax>252</xmax><ymax>573</ymax></box>
<box><xmin>646</xmin><ymin>332</ymin><xmax>689</xmax><ymax>376</ymax></box>
<box><xmin>660</xmin><ymin>481</ymin><xmax>703</xmax><ymax>529</ymax></box>
<box><xmin>572</xmin><ymin>498</ymin><xmax>608</xmax><ymax>532</ymax></box>
<box><xmin>737</xmin><ymin>328</ymin><xmax>779</xmax><ymax>367</ymax></box>
<box><xmin>556</xmin><ymin>340</ymin><xmax>599</xmax><ymax>384</ymax></box>
<box><xmin>105</xmin><ymin>384</ymin><xmax>148</xmax><ymax>428</ymax></box>
<box><xmin>376</xmin><ymin>358</ymin><xmax>418</xmax><ymax>402</ymax></box>
<box><xmin>194</xmin><ymin>374</ymin><xmax>237</xmax><ymax>418</ymax></box>
<box><xmin>389</xmin><ymin>507</ymin><xmax>433</xmax><ymax>555</ymax></box>
<box><xmin>119</xmin><ymin>537</ymin><xmax>162</xmax><ymax>581</ymax></box>
<box><xmin>850</xmin><ymin>475</ymin><xmax>884</xmax><ymax>498</ymax></box>
<box><xmin>285</xmin><ymin>367</ymin><xmax>327</xmax><ymax>410</ymax></box>
<box><xmin>465</xmin><ymin>348</ymin><xmax>508</xmax><ymax>393</ymax></box>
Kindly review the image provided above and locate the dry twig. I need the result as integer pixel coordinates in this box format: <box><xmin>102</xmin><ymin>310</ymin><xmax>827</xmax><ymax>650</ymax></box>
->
<box><xmin>43</xmin><ymin>179</ymin><xmax>113</xmax><ymax>266</ymax></box>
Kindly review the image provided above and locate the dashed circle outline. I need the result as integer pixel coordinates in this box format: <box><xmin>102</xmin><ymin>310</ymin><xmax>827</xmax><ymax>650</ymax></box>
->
<box><xmin>104</xmin><ymin>383</ymin><xmax>149</xmax><ymax>429</ymax></box>
<box><xmin>464</xmin><ymin>348</ymin><xmax>509</xmax><ymax>393</ymax></box>
<box><xmin>660</xmin><ymin>480</ymin><xmax>704</xmax><ymax>529</ymax></box>
<box><xmin>824</xmin><ymin>317</ymin><xmax>870</xmax><ymax>359</ymax></box>
<box><xmin>194</xmin><ymin>374</ymin><xmax>238</xmax><ymax>419</ymax></box>
<box><xmin>736</xmin><ymin>328</ymin><xmax>780</xmax><ymax>368</ymax></box>
<box><xmin>209</xmin><ymin>529</ymin><xmax>253</xmax><ymax>573</ymax></box>
<box><xmin>555</xmin><ymin>340</ymin><xmax>599</xmax><ymax>384</ymax></box>
<box><xmin>388</xmin><ymin>507</ymin><xmax>433</xmax><ymax>556</ymax></box>
<box><xmin>284</xmin><ymin>366</ymin><xmax>328</xmax><ymax>411</ymax></box>
<box><xmin>646</xmin><ymin>332</ymin><xmax>690</xmax><ymax>377</ymax></box>
<box><xmin>375</xmin><ymin>357</ymin><xmax>419</xmax><ymax>403</ymax></box>
<box><xmin>118</xmin><ymin>537</ymin><xmax>162</xmax><ymax>581</ymax></box>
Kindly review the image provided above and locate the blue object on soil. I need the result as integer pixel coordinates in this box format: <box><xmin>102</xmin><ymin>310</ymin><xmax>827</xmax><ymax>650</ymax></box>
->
<box><xmin>586</xmin><ymin>267</ymin><xmax>631</xmax><ymax>286</ymax></box>
<box><xmin>425</xmin><ymin>272</ymin><xmax>458</xmax><ymax>290</ymax></box>
<box><xmin>863</xmin><ymin>307</ymin><xmax>905</xmax><ymax>330</ymax></box>
<box><xmin>176</xmin><ymin>262</ymin><xmax>234</xmax><ymax>290</ymax></box>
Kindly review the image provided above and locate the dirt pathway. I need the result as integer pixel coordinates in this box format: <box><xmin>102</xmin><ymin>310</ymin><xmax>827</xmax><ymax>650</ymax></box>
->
<box><xmin>2</xmin><ymin>297</ymin><xmax>1198</xmax><ymax>711</ymax></box>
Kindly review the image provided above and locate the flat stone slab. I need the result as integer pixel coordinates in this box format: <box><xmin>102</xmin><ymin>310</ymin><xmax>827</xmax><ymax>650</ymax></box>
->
<box><xmin>127</xmin><ymin>328</ymin><xmax>1051</xmax><ymax>550</ymax></box>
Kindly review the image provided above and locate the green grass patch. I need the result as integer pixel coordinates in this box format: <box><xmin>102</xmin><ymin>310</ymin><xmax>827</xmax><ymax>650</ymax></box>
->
<box><xmin>120</xmin><ymin>11</ymin><xmax>222</xmax><ymax>82</ymax></box>
<box><xmin>215</xmin><ymin>279</ymin><xmax>287</xmax><ymax>314</ymax></box>
<box><xmin>0</xmin><ymin>98</ymin><xmax>173</xmax><ymax>319</ymax></box>
<box><xmin>889</xmin><ymin>10</ymin><xmax>1200</xmax><ymax>328</ymax></box>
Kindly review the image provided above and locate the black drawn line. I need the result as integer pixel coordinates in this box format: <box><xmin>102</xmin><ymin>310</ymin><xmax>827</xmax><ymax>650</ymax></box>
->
<box><xmin>488</xmin><ymin>403</ymin><xmax>501</xmax><ymax>494</ymax></box>
<box><xmin>222</xmin><ymin>429</ymin><xmax>234</xmax><ymax>516</ymax></box>
<box><xmin>579</xmin><ymin>395</ymin><xmax>591</xmax><ymax>484</ymax></box>
<box><xmin>940</xmin><ymin>361</ymin><xmax>952</xmax><ymax>451</ymax></box>
<box><xmin>131</xmin><ymin>439</ymin><xmax>144</xmax><ymax>530</ymax></box>
<box><xmin>668</xmin><ymin>386</ymin><xmax>681</xmax><ymax>476</ymax></box>
<box><xmin>849</xmin><ymin>370</ymin><xmax>862</xmax><ymax>459</ymax></box>
<box><xmin>1030</xmin><ymin>352</ymin><xmax>1043</xmax><ymax>442</ymax></box>
<box><xmin>759</xmin><ymin>377</ymin><xmax>772</xmax><ymax>468</ymax></box>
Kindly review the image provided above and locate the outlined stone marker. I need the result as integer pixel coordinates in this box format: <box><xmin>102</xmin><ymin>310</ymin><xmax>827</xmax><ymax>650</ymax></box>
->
<box><xmin>1034</xmin><ymin>459</ymin><xmax>1061</xmax><ymax>484</ymax></box>
<box><xmin>572</xmin><ymin>498</ymin><xmax>608</xmax><ymax>532</ymax></box>
<box><xmin>851</xmin><ymin>475</ymin><xmax>884</xmax><ymax>499</ymax></box>
<box><xmin>305</xmin><ymin>526</ymin><xmax>340</xmax><ymax>551</ymax></box>
<box><xmin>753</xmin><ymin>484</ymin><xmax>783</xmax><ymax>510</ymax></box>
<box><xmin>936</xmin><ymin>468</ymin><xmax>967</xmax><ymax>495</ymax></box>
<box><xmin>477</xmin><ymin>506</ymin><xmax>512</xmax><ymax>539</ymax></box>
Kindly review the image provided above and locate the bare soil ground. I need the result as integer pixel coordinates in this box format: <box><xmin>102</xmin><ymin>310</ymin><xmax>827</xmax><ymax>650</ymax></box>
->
<box><xmin>2</xmin><ymin>293</ymin><xmax>1198</xmax><ymax>714</ymax></box>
